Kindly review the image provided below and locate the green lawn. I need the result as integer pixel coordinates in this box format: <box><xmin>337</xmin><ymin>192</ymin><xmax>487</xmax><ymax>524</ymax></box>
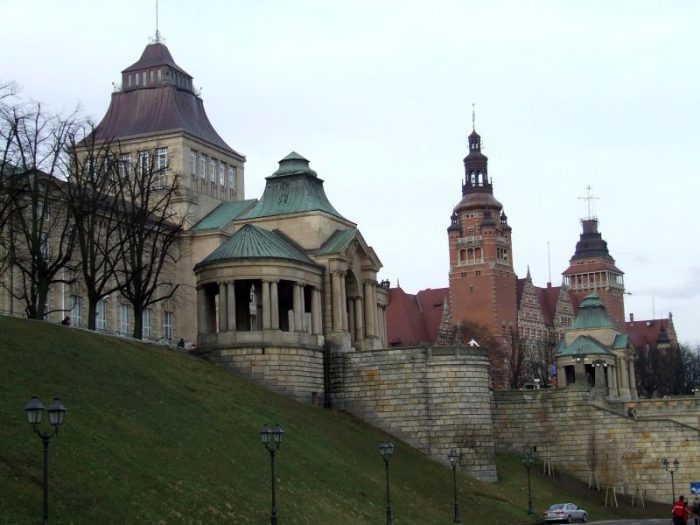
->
<box><xmin>0</xmin><ymin>316</ymin><xmax>667</xmax><ymax>524</ymax></box>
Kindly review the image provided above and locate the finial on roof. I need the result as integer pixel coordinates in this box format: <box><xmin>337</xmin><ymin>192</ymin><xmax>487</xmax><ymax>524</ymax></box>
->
<box><xmin>472</xmin><ymin>102</ymin><xmax>476</xmax><ymax>131</ymax></box>
<box><xmin>151</xmin><ymin>0</ymin><xmax>164</xmax><ymax>44</ymax></box>
<box><xmin>526</xmin><ymin>265</ymin><xmax>531</xmax><ymax>279</ymax></box>
<box><xmin>577</xmin><ymin>185</ymin><xmax>599</xmax><ymax>221</ymax></box>
<box><xmin>397</xmin><ymin>278</ymin><xmax>400</xmax><ymax>288</ymax></box>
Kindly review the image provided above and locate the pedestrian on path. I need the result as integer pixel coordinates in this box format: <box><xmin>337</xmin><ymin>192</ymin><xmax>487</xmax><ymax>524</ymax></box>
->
<box><xmin>673</xmin><ymin>495</ymin><xmax>690</xmax><ymax>525</ymax></box>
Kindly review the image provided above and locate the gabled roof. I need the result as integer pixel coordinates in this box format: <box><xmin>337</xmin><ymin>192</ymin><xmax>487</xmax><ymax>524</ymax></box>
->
<box><xmin>557</xmin><ymin>334</ymin><xmax>612</xmax><ymax>357</ymax></box>
<box><xmin>385</xmin><ymin>286</ymin><xmax>448</xmax><ymax>346</ymax></box>
<box><xmin>316</xmin><ymin>228</ymin><xmax>358</xmax><ymax>256</ymax></box>
<box><xmin>241</xmin><ymin>153</ymin><xmax>345</xmax><ymax>220</ymax></box>
<box><xmin>196</xmin><ymin>224</ymin><xmax>318</xmax><ymax>269</ymax></box>
<box><xmin>626</xmin><ymin>318</ymin><xmax>674</xmax><ymax>349</ymax></box>
<box><xmin>191</xmin><ymin>200</ymin><xmax>257</xmax><ymax>232</ymax></box>
<box><xmin>386</xmin><ymin>287</ymin><xmax>431</xmax><ymax>346</ymax></box>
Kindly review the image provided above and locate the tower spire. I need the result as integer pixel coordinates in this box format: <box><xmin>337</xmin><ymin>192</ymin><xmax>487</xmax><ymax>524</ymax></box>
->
<box><xmin>155</xmin><ymin>0</ymin><xmax>161</xmax><ymax>43</ymax></box>
<box><xmin>578</xmin><ymin>185</ymin><xmax>599</xmax><ymax>220</ymax></box>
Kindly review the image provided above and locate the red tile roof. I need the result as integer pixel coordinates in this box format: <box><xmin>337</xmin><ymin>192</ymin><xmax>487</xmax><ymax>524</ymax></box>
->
<box><xmin>386</xmin><ymin>287</ymin><xmax>447</xmax><ymax>346</ymax></box>
<box><xmin>626</xmin><ymin>318</ymin><xmax>672</xmax><ymax>349</ymax></box>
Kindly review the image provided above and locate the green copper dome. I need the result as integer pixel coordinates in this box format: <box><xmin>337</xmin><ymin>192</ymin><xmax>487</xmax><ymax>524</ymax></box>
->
<box><xmin>570</xmin><ymin>292</ymin><xmax>615</xmax><ymax>330</ymax></box>
<box><xmin>241</xmin><ymin>152</ymin><xmax>345</xmax><ymax>220</ymax></box>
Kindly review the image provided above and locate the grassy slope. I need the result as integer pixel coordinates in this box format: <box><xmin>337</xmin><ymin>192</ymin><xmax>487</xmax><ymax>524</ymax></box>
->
<box><xmin>0</xmin><ymin>316</ymin><xmax>666</xmax><ymax>524</ymax></box>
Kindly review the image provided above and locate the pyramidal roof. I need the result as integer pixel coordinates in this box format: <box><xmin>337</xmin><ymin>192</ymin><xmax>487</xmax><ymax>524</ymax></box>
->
<box><xmin>88</xmin><ymin>41</ymin><xmax>240</xmax><ymax>156</ymax></box>
<box><xmin>241</xmin><ymin>153</ymin><xmax>345</xmax><ymax>220</ymax></box>
<box><xmin>570</xmin><ymin>292</ymin><xmax>615</xmax><ymax>330</ymax></box>
<box><xmin>196</xmin><ymin>224</ymin><xmax>318</xmax><ymax>268</ymax></box>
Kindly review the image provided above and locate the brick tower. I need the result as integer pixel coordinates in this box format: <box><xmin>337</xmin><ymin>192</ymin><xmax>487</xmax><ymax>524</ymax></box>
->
<box><xmin>562</xmin><ymin>217</ymin><xmax>626</xmax><ymax>329</ymax></box>
<box><xmin>447</xmin><ymin>126</ymin><xmax>518</xmax><ymax>353</ymax></box>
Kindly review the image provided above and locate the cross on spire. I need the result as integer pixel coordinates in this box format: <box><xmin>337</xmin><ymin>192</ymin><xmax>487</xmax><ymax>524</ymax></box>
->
<box><xmin>578</xmin><ymin>185</ymin><xmax>599</xmax><ymax>220</ymax></box>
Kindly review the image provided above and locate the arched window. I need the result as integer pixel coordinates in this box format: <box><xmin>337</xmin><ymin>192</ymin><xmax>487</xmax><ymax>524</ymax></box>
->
<box><xmin>475</xmin><ymin>247</ymin><xmax>482</xmax><ymax>260</ymax></box>
<box><xmin>467</xmin><ymin>248</ymin><xmax>474</xmax><ymax>261</ymax></box>
<box><xmin>460</xmin><ymin>249</ymin><xmax>467</xmax><ymax>262</ymax></box>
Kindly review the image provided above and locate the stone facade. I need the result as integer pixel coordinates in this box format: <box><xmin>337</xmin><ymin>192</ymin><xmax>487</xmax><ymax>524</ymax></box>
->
<box><xmin>492</xmin><ymin>388</ymin><xmax>700</xmax><ymax>503</ymax></box>
<box><xmin>330</xmin><ymin>345</ymin><xmax>497</xmax><ymax>482</ymax></box>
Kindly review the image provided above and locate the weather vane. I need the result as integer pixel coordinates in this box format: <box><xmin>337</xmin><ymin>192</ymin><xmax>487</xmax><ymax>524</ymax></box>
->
<box><xmin>578</xmin><ymin>185</ymin><xmax>599</xmax><ymax>220</ymax></box>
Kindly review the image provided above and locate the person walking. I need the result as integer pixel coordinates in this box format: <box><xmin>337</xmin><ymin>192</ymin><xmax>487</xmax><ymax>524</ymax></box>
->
<box><xmin>673</xmin><ymin>495</ymin><xmax>690</xmax><ymax>525</ymax></box>
<box><xmin>692</xmin><ymin>497</ymin><xmax>700</xmax><ymax>525</ymax></box>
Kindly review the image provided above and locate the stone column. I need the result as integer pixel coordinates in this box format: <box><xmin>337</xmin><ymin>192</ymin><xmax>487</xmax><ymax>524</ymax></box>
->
<box><xmin>311</xmin><ymin>287</ymin><xmax>322</xmax><ymax>335</ymax></box>
<box><xmin>227</xmin><ymin>282</ymin><xmax>236</xmax><ymax>332</ymax></box>
<box><xmin>218</xmin><ymin>282</ymin><xmax>228</xmax><ymax>333</ymax></box>
<box><xmin>340</xmin><ymin>276</ymin><xmax>348</xmax><ymax>331</ymax></box>
<box><xmin>347</xmin><ymin>298</ymin><xmax>355</xmax><ymax>341</ymax></box>
<box><xmin>594</xmin><ymin>364</ymin><xmax>606</xmax><ymax>391</ymax></box>
<box><xmin>293</xmin><ymin>282</ymin><xmax>303</xmax><ymax>332</ymax></box>
<box><xmin>332</xmin><ymin>272</ymin><xmax>343</xmax><ymax>331</ymax></box>
<box><xmin>270</xmin><ymin>281</ymin><xmax>279</xmax><ymax>330</ymax></box>
<box><xmin>558</xmin><ymin>365</ymin><xmax>568</xmax><ymax>388</ymax></box>
<box><xmin>262</xmin><ymin>280</ymin><xmax>271</xmax><ymax>330</ymax></box>
<box><xmin>197</xmin><ymin>287</ymin><xmax>208</xmax><ymax>335</ymax></box>
<box><xmin>628</xmin><ymin>358</ymin><xmax>638</xmax><ymax>398</ymax></box>
<box><xmin>364</xmin><ymin>280</ymin><xmax>376</xmax><ymax>337</ymax></box>
<box><xmin>354</xmin><ymin>296</ymin><xmax>364</xmax><ymax>342</ymax></box>
<box><xmin>610</xmin><ymin>365</ymin><xmax>619</xmax><ymax>397</ymax></box>
<box><xmin>619</xmin><ymin>358</ymin><xmax>630</xmax><ymax>396</ymax></box>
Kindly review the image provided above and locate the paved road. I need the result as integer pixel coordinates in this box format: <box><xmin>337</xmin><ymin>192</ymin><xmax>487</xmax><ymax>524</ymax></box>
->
<box><xmin>588</xmin><ymin>518</ymin><xmax>672</xmax><ymax>525</ymax></box>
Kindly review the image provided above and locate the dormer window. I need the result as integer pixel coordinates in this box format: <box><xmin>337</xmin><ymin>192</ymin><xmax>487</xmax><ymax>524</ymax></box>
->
<box><xmin>157</xmin><ymin>69</ymin><xmax>162</xmax><ymax>82</ymax></box>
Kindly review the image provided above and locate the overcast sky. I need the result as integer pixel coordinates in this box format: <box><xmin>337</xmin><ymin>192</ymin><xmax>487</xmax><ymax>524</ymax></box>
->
<box><xmin>1</xmin><ymin>0</ymin><xmax>698</xmax><ymax>345</ymax></box>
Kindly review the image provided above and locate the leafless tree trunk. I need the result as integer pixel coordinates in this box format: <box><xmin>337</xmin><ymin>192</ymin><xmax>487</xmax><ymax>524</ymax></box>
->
<box><xmin>65</xmin><ymin>128</ymin><xmax>125</xmax><ymax>330</ymax></box>
<box><xmin>0</xmin><ymin>100</ymin><xmax>78</xmax><ymax>319</ymax></box>
<box><xmin>113</xmin><ymin>150</ymin><xmax>184</xmax><ymax>339</ymax></box>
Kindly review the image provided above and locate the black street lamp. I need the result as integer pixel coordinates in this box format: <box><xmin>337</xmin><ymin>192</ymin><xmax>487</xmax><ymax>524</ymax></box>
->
<box><xmin>260</xmin><ymin>423</ymin><xmax>284</xmax><ymax>525</ymax></box>
<box><xmin>662</xmin><ymin>458</ymin><xmax>680</xmax><ymax>503</ymax></box>
<box><xmin>522</xmin><ymin>451</ymin><xmax>535</xmax><ymax>515</ymax></box>
<box><xmin>448</xmin><ymin>449</ymin><xmax>461</xmax><ymax>524</ymax></box>
<box><xmin>24</xmin><ymin>396</ymin><xmax>66</xmax><ymax>525</ymax></box>
<box><xmin>379</xmin><ymin>441</ymin><xmax>394</xmax><ymax>525</ymax></box>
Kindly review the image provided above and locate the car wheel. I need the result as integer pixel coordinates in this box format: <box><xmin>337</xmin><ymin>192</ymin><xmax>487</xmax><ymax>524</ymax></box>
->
<box><xmin>566</xmin><ymin>516</ymin><xmax>572</xmax><ymax>524</ymax></box>
<box><xmin>581</xmin><ymin>513</ymin><xmax>587</xmax><ymax>523</ymax></box>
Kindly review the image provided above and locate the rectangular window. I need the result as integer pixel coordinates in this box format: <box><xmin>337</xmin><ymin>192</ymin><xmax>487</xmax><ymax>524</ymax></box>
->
<box><xmin>209</xmin><ymin>159</ymin><xmax>216</xmax><ymax>182</ymax></box>
<box><xmin>139</xmin><ymin>151</ymin><xmax>149</xmax><ymax>176</ymax></box>
<box><xmin>163</xmin><ymin>311</ymin><xmax>174</xmax><ymax>341</ymax></box>
<box><xmin>157</xmin><ymin>69</ymin><xmax>162</xmax><ymax>82</ymax></box>
<box><xmin>142</xmin><ymin>72</ymin><xmax>147</xmax><ymax>85</ymax></box>
<box><xmin>96</xmin><ymin>299</ymin><xmax>107</xmax><ymax>331</ymax></box>
<box><xmin>150</xmin><ymin>70</ymin><xmax>154</xmax><ymax>83</ymax></box>
<box><xmin>190</xmin><ymin>150</ymin><xmax>197</xmax><ymax>177</ymax></box>
<box><xmin>120</xmin><ymin>154</ymin><xmax>131</xmax><ymax>178</ymax></box>
<box><xmin>156</xmin><ymin>147</ymin><xmax>168</xmax><ymax>187</ymax></box>
<box><xmin>227</xmin><ymin>166</ymin><xmax>236</xmax><ymax>189</ymax></box>
<box><xmin>128</xmin><ymin>74</ymin><xmax>132</xmax><ymax>87</ymax></box>
<box><xmin>143</xmin><ymin>308</ymin><xmax>153</xmax><ymax>338</ymax></box>
<box><xmin>40</xmin><ymin>232</ymin><xmax>49</xmax><ymax>258</ymax></box>
<box><xmin>219</xmin><ymin>163</ymin><xmax>225</xmax><ymax>186</ymax></box>
<box><xmin>70</xmin><ymin>295</ymin><xmax>82</xmax><ymax>328</ymax></box>
<box><xmin>200</xmin><ymin>154</ymin><xmax>207</xmax><ymax>183</ymax></box>
<box><xmin>118</xmin><ymin>303</ymin><xmax>130</xmax><ymax>334</ymax></box>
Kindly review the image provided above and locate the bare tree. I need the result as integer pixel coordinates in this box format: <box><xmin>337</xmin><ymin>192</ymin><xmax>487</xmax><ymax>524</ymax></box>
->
<box><xmin>0</xmin><ymin>100</ymin><xmax>78</xmax><ymax>319</ymax></box>
<box><xmin>64</xmin><ymin>128</ymin><xmax>126</xmax><ymax>330</ymax></box>
<box><xmin>113</xmin><ymin>150</ymin><xmax>184</xmax><ymax>339</ymax></box>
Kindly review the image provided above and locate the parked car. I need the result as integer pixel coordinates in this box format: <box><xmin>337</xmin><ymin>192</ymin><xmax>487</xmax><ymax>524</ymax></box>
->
<box><xmin>543</xmin><ymin>502</ymin><xmax>587</xmax><ymax>523</ymax></box>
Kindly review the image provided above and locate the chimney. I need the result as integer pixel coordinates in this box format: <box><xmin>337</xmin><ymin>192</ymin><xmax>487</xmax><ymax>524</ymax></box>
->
<box><xmin>629</xmin><ymin>313</ymin><xmax>634</xmax><ymax>323</ymax></box>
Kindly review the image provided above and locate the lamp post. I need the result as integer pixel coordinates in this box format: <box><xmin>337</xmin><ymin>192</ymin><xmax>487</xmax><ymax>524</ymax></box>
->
<box><xmin>522</xmin><ymin>450</ymin><xmax>535</xmax><ymax>515</ymax></box>
<box><xmin>379</xmin><ymin>441</ymin><xmax>394</xmax><ymax>525</ymax></box>
<box><xmin>448</xmin><ymin>449</ymin><xmax>461</xmax><ymax>524</ymax></box>
<box><xmin>24</xmin><ymin>396</ymin><xmax>66</xmax><ymax>525</ymax></box>
<box><xmin>260</xmin><ymin>423</ymin><xmax>284</xmax><ymax>525</ymax></box>
<box><xmin>662</xmin><ymin>458</ymin><xmax>680</xmax><ymax>503</ymax></box>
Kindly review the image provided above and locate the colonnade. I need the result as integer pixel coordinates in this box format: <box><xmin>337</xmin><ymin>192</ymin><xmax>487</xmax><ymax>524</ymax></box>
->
<box><xmin>331</xmin><ymin>271</ymin><xmax>383</xmax><ymax>343</ymax></box>
<box><xmin>198</xmin><ymin>279</ymin><xmax>323</xmax><ymax>336</ymax></box>
<box><xmin>559</xmin><ymin>355</ymin><xmax>637</xmax><ymax>400</ymax></box>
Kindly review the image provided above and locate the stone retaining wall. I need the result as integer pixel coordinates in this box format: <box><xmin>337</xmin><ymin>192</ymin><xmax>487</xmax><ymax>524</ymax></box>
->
<box><xmin>493</xmin><ymin>388</ymin><xmax>700</xmax><ymax>503</ymax></box>
<box><xmin>331</xmin><ymin>346</ymin><xmax>497</xmax><ymax>482</ymax></box>
<box><xmin>201</xmin><ymin>346</ymin><xmax>325</xmax><ymax>404</ymax></box>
